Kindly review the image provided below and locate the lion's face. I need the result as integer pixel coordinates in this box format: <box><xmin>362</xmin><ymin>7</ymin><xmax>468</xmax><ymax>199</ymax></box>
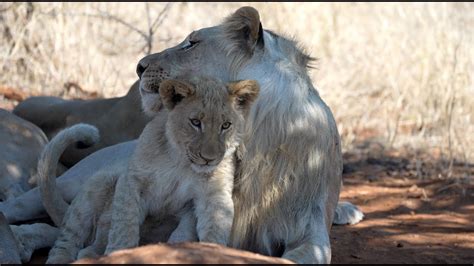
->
<box><xmin>157</xmin><ymin>76</ymin><xmax>259</xmax><ymax>173</ymax></box>
<box><xmin>137</xmin><ymin>7</ymin><xmax>264</xmax><ymax>116</ymax></box>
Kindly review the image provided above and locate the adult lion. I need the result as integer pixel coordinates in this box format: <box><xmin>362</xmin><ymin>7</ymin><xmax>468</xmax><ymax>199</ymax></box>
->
<box><xmin>0</xmin><ymin>109</ymin><xmax>48</xmax><ymax>200</ymax></box>
<box><xmin>135</xmin><ymin>6</ymin><xmax>362</xmax><ymax>263</ymax></box>
<box><xmin>1</xmin><ymin>6</ymin><xmax>362</xmax><ymax>264</ymax></box>
<box><xmin>12</xmin><ymin>82</ymin><xmax>150</xmax><ymax>167</ymax></box>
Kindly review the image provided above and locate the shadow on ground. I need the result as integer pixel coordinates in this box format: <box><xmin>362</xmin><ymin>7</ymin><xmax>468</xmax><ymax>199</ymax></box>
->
<box><xmin>331</xmin><ymin>140</ymin><xmax>474</xmax><ymax>264</ymax></box>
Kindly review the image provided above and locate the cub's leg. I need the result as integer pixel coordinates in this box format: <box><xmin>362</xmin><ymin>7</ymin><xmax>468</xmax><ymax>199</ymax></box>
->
<box><xmin>167</xmin><ymin>205</ymin><xmax>198</xmax><ymax>244</ymax></box>
<box><xmin>105</xmin><ymin>174</ymin><xmax>146</xmax><ymax>254</ymax></box>
<box><xmin>46</xmin><ymin>192</ymin><xmax>95</xmax><ymax>264</ymax></box>
<box><xmin>49</xmin><ymin>171</ymin><xmax>119</xmax><ymax>263</ymax></box>
<box><xmin>194</xmin><ymin>180</ymin><xmax>234</xmax><ymax>245</ymax></box>
<box><xmin>281</xmin><ymin>204</ymin><xmax>331</xmax><ymax>264</ymax></box>
<box><xmin>77</xmin><ymin>207</ymin><xmax>112</xmax><ymax>259</ymax></box>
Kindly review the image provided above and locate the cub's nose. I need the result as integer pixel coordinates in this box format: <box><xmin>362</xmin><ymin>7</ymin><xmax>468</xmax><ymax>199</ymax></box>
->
<box><xmin>198</xmin><ymin>152</ymin><xmax>217</xmax><ymax>165</ymax></box>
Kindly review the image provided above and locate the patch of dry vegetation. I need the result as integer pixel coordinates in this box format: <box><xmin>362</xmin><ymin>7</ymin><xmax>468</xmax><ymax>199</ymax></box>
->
<box><xmin>0</xmin><ymin>2</ymin><xmax>472</xmax><ymax>177</ymax></box>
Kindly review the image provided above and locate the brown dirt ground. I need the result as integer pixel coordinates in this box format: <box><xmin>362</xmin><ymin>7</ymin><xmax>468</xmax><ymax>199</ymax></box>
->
<box><xmin>2</xmin><ymin>94</ymin><xmax>472</xmax><ymax>264</ymax></box>
<box><xmin>332</xmin><ymin>145</ymin><xmax>474</xmax><ymax>264</ymax></box>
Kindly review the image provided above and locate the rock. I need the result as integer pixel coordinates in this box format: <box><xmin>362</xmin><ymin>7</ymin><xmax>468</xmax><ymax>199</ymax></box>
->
<box><xmin>73</xmin><ymin>242</ymin><xmax>294</xmax><ymax>264</ymax></box>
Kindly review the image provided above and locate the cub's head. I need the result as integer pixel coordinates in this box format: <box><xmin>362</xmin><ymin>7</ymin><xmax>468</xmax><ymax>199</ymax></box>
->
<box><xmin>153</xmin><ymin>76</ymin><xmax>259</xmax><ymax>173</ymax></box>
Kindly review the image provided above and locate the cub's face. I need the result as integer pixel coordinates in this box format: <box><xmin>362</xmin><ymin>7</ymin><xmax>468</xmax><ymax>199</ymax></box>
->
<box><xmin>158</xmin><ymin>76</ymin><xmax>259</xmax><ymax>173</ymax></box>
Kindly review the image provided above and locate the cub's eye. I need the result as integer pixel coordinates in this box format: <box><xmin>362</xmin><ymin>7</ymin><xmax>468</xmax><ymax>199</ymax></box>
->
<box><xmin>190</xmin><ymin>118</ymin><xmax>201</xmax><ymax>128</ymax></box>
<box><xmin>221</xmin><ymin>122</ymin><xmax>232</xmax><ymax>130</ymax></box>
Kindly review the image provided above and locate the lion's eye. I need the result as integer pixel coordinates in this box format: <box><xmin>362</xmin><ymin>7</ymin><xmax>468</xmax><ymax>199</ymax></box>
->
<box><xmin>190</xmin><ymin>118</ymin><xmax>201</xmax><ymax>128</ymax></box>
<box><xmin>182</xmin><ymin>40</ymin><xmax>199</xmax><ymax>51</ymax></box>
<box><xmin>221</xmin><ymin>122</ymin><xmax>232</xmax><ymax>130</ymax></box>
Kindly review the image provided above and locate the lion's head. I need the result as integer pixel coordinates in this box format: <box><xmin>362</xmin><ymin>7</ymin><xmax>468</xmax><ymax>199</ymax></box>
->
<box><xmin>153</xmin><ymin>76</ymin><xmax>259</xmax><ymax>173</ymax></box>
<box><xmin>137</xmin><ymin>6</ymin><xmax>313</xmax><ymax>115</ymax></box>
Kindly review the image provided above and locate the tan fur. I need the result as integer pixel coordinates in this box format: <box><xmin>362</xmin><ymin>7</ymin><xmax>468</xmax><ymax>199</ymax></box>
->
<box><xmin>134</xmin><ymin>6</ymin><xmax>363</xmax><ymax>263</ymax></box>
<box><xmin>37</xmin><ymin>123</ymin><xmax>100</xmax><ymax>226</ymax></box>
<box><xmin>42</xmin><ymin>76</ymin><xmax>259</xmax><ymax>263</ymax></box>
<box><xmin>12</xmin><ymin>81</ymin><xmax>151</xmax><ymax>167</ymax></box>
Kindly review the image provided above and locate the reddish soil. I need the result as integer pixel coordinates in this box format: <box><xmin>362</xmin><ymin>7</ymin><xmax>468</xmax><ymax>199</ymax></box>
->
<box><xmin>331</xmin><ymin>145</ymin><xmax>474</xmax><ymax>264</ymax></box>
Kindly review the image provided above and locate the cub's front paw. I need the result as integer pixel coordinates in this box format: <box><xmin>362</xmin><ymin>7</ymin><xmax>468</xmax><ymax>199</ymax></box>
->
<box><xmin>78</xmin><ymin>246</ymin><xmax>101</xmax><ymax>260</ymax></box>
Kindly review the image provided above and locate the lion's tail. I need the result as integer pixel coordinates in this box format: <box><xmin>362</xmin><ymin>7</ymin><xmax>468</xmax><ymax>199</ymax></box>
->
<box><xmin>333</xmin><ymin>201</ymin><xmax>364</xmax><ymax>225</ymax></box>
<box><xmin>37</xmin><ymin>123</ymin><xmax>99</xmax><ymax>226</ymax></box>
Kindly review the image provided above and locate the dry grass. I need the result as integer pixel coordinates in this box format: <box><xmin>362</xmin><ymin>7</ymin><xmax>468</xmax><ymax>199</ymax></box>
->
<box><xmin>1</xmin><ymin>2</ymin><xmax>473</xmax><ymax>176</ymax></box>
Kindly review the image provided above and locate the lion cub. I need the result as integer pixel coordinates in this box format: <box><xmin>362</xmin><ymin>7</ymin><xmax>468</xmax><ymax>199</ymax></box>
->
<box><xmin>45</xmin><ymin>76</ymin><xmax>259</xmax><ymax>263</ymax></box>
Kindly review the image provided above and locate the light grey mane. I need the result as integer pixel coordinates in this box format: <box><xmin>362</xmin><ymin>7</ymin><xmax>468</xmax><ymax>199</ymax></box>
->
<box><xmin>264</xmin><ymin>29</ymin><xmax>317</xmax><ymax>71</ymax></box>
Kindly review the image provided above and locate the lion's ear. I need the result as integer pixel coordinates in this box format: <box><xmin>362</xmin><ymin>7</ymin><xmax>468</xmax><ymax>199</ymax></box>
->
<box><xmin>158</xmin><ymin>79</ymin><xmax>195</xmax><ymax>110</ymax></box>
<box><xmin>222</xmin><ymin>6</ymin><xmax>264</xmax><ymax>54</ymax></box>
<box><xmin>228</xmin><ymin>79</ymin><xmax>259</xmax><ymax>115</ymax></box>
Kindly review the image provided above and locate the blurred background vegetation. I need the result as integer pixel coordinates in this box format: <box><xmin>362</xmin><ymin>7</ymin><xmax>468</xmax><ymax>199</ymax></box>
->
<box><xmin>0</xmin><ymin>2</ymin><xmax>472</xmax><ymax>179</ymax></box>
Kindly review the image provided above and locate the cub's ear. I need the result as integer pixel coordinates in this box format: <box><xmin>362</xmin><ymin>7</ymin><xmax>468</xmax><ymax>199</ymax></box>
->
<box><xmin>159</xmin><ymin>79</ymin><xmax>195</xmax><ymax>110</ymax></box>
<box><xmin>228</xmin><ymin>80</ymin><xmax>260</xmax><ymax>114</ymax></box>
<box><xmin>222</xmin><ymin>6</ymin><xmax>264</xmax><ymax>55</ymax></box>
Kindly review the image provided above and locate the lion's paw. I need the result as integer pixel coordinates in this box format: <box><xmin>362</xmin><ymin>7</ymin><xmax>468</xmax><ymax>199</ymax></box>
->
<box><xmin>333</xmin><ymin>201</ymin><xmax>364</xmax><ymax>225</ymax></box>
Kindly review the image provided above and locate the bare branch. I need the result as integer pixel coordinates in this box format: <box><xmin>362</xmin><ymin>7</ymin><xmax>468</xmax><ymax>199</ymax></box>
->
<box><xmin>37</xmin><ymin>10</ymin><xmax>149</xmax><ymax>41</ymax></box>
<box><xmin>144</xmin><ymin>3</ymin><xmax>153</xmax><ymax>55</ymax></box>
<box><xmin>151</xmin><ymin>3</ymin><xmax>171</xmax><ymax>32</ymax></box>
<box><xmin>96</xmin><ymin>10</ymin><xmax>149</xmax><ymax>41</ymax></box>
<box><xmin>144</xmin><ymin>3</ymin><xmax>172</xmax><ymax>55</ymax></box>
<box><xmin>35</xmin><ymin>3</ymin><xmax>172</xmax><ymax>56</ymax></box>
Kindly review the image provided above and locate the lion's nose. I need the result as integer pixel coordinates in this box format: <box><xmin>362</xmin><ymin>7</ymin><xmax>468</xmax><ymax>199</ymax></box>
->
<box><xmin>136</xmin><ymin>60</ymin><xmax>148</xmax><ymax>79</ymax></box>
<box><xmin>198</xmin><ymin>152</ymin><xmax>217</xmax><ymax>164</ymax></box>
